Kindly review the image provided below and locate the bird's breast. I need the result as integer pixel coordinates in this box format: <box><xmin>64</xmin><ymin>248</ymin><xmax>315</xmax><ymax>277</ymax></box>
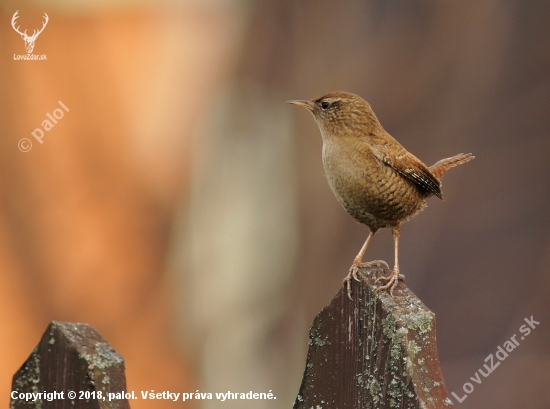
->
<box><xmin>322</xmin><ymin>139</ymin><xmax>427</xmax><ymax>229</ymax></box>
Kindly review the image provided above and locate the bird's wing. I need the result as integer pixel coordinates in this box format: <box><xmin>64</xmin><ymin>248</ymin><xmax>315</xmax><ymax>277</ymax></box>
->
<box><xmin>369</xmin><ymin>141</ymin><xmax>443</xmax><ymax>199</ymax></box>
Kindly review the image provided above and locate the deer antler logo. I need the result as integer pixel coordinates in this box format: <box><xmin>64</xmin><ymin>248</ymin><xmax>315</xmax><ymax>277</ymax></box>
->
<box><xmin>11</xmin><ymin>11</ymin><xmax>49</xmax><ymax>54</ymax></box>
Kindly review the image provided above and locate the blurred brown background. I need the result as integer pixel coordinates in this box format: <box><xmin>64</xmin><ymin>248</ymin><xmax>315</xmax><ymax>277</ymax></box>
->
<box><xmin>1</xmin><ymin>1</ymin><xmax>549</xmax><ymax>408</ymax></box>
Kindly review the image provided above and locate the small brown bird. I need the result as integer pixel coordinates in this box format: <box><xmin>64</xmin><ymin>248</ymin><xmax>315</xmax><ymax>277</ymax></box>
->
<box><xmin>288</xmin><ymin>92</ymin><xmax>474</xmax><ymax>298</ymax></box>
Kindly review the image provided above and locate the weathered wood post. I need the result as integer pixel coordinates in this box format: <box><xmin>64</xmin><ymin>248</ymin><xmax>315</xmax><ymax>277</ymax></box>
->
<box><xmin>10</xmin><ymin>321</ymin><xmax>130</xmax><ymax>409</ymax></box>
<box><xmin>294</xmin><ymin>269</ymin><xmax>454</xmax><ymax>409</ymax></box>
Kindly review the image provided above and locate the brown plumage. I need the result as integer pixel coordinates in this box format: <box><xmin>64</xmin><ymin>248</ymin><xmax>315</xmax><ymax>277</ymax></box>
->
<box><xmin>288</xmin><ymin>91</ymin><xmax>474</xmax><ymax>298</ymax></box>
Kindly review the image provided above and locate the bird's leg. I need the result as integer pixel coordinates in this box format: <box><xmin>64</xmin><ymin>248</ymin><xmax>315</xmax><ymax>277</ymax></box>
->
<box><xmin>375</xmin><ymin>227</ymin><xmax>405</xmax><ymax>296</ymax></box>
<box><xmin>343</xmin><ymin>230</ymin><xmax>388</xmax><ymax>300</ymax></box>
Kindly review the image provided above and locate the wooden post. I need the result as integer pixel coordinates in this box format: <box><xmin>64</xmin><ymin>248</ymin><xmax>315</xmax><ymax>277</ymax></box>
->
<box><xmin>10</xmin><ymin>321</ymin><xmax>130</xmax><ymax>409</ymax></box>
<box><xmin>294</xmin><ymin>269</ymin><xmax>454</xmax><ymax>409</ymax></box>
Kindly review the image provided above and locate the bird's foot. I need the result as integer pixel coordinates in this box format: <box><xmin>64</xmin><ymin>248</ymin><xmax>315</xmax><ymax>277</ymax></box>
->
<box><xmin>355</xmin><ymin>259</ymin><xmax>389</xmax><ymax>270</ymax></box>
<box><xmin>374</xmin><ymin>269</ymin><xmax>405</xmax><ymax>297</ymax></box>
<box><xmin>344</xmin><ymin>260</ymin><xmax>390</xmax><ymax>300</ymax></box>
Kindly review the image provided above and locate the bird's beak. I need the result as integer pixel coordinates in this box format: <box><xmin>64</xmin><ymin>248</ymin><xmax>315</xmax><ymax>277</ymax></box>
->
<box><xmin>287</xmin><ymin>100</ymin><xmax>312</xmax><ymax>110</ymax></box>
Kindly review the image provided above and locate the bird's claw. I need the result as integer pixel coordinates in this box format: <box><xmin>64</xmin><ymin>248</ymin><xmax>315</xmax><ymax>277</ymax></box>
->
<box><xmin>374</xmin><ymin>270</ymin><xmax>405</xmax><ymax>296</ymax></box>
<box><xmin>343</xmin><ymin>275</ymin><xmax>354</xmax><ymax>301</ymax></box>
<box><xmin>356</xmin><ymin>259</ymin><xmax>389</xmax><ymax>270</ymax></box>
<box><xmin>344</xmin><ymin>260</ymin><xmax>389</xmax><ymax>300</ymax></box>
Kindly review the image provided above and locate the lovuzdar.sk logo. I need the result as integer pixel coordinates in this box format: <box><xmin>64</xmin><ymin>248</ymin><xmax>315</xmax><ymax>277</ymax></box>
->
<box><xmin>11</xmin><ymin>10</ymin><xmax>49</xmax><ymax>61</ymax></box>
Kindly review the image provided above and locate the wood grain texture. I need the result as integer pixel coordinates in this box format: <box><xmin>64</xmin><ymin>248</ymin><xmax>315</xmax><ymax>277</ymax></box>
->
<box><xmin>11</xmin><ymin>321</ymin><xmax>130</xmax><ymax>409</ymax></box>
<box><xmin>294</xmin><ymin>269</ymin><xmax>453</xmax><ymax>409</ymax></box>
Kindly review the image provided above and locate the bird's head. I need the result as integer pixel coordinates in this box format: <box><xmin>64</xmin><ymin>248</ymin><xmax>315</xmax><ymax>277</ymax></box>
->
<box><xmin>287</xmin><ymin>91</ymin><xmax>382</xmax><ymax>138</ymax></box>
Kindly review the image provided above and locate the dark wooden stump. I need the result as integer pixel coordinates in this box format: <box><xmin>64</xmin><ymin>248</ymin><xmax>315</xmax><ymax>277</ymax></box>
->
<box><xmin>294</xmin><ymin>269</ymin><xmax>454</xmax><ymax>409</ymax></box>
<box><xmin>10</xmin><ymin>321</ymin><xmax>130</xmax><ymax>409</ymax></box>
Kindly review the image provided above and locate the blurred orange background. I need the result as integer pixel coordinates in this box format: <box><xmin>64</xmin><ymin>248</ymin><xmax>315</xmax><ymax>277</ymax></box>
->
<box><xmin>1</xmin><ymin>1</ymin><xmax>549</xmax><ymax>408</ymax></box>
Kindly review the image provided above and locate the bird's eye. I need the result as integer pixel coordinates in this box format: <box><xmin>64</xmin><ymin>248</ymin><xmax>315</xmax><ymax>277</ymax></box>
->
<box><xmin>321</xmin><ymin>101</ymin><xmax>331</xmax><ymax>110</ymax></box>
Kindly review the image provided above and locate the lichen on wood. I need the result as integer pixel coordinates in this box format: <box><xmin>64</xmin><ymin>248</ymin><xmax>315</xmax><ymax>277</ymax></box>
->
<box><xmin>11</xmin><ymin>321</ymin><xmax>130</xmax><ymax>409</ymax></box>
<box><xmin>294</xmin><ymin>269</ymin><xmax>454</xmax><ymax>409</ymax></box>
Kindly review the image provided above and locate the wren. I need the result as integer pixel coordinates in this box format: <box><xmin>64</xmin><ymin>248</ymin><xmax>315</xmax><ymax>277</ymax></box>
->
<box><xmin>288</xmin><ymin>92</ymin><xmax>474</xmax><ymax>298</ymax></box>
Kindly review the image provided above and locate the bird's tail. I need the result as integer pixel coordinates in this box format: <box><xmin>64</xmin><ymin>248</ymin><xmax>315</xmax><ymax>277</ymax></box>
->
<box><xmin>430</xmin><ymin>153</ymin><xmax>474</xmax><ymax>179</ymax></box>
